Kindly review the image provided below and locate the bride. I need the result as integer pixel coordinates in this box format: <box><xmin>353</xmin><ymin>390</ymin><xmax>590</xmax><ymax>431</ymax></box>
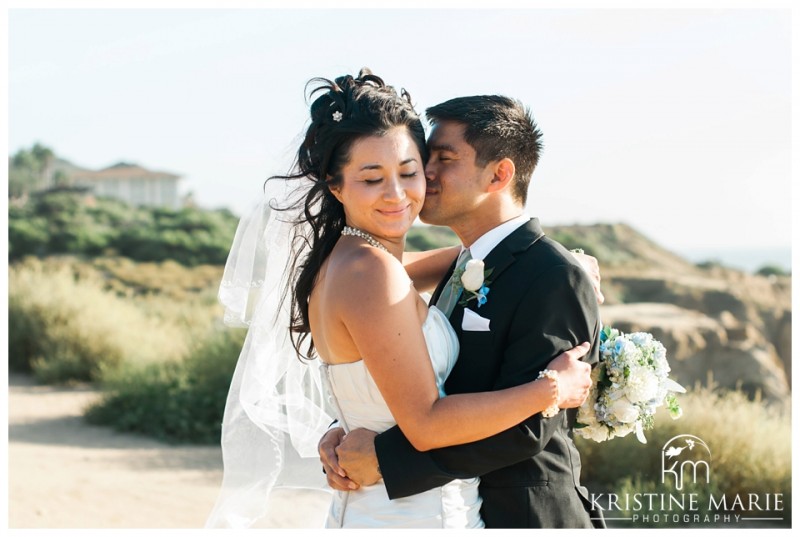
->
<box><xmin>206</xmin><ymin>69</ymin><xmax>594</xmax><ymax>529</ymax></box>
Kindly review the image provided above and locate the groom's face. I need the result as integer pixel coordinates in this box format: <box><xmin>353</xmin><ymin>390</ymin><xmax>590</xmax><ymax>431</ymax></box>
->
<box><xmin>419</xmin><ymin>121</ymin><xmax>491</xmax><ymax>227</ymax></box>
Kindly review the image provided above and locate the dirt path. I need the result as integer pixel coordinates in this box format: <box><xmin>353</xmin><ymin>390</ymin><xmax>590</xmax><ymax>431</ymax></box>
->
<box><xmin>7</xmin><ymin>373</ymin><xmax>330</xmax><ymax>529</ymax></box>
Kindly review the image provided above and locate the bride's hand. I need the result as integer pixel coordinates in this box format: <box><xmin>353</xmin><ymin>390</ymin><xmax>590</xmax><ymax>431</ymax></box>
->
<box><xmin>546</xmin><ymin>342</ymin><xmax>592</xmax><ymax>408</ymax></box>
<box><xmin>570</xmin><ymin>251</ymin><xmax>604</xmax><ymax>305</ymax></box>
<box><xmin>336</xmin><ymin>428</ymin><xmax>382</xmax><ymax>487</ymax></box>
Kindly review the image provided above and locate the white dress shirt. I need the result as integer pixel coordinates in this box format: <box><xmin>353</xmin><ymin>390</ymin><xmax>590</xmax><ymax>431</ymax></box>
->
<box><xmin>462</xmin><ymin>214</ymin><xmax>531</xmax><ymax>260</ymax></box>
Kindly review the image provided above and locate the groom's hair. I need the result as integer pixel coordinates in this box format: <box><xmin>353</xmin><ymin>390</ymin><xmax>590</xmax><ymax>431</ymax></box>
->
<box><xmin>426</xmin><ymin>95</ymin><xmax>542</xmax><ymax>204</ymax></box>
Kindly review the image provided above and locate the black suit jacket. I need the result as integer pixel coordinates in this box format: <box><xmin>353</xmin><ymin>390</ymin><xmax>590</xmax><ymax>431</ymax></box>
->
<box><xmin>374</xmin><ymin>218</ymin><xmax>605</xmax><ymax>528</ymax></box>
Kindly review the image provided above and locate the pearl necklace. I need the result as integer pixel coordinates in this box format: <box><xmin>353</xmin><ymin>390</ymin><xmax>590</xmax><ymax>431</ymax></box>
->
<box><xmin>341</xmin><ymin>226</ymin><xmax>389</xmax><ymax>253</ymax></box>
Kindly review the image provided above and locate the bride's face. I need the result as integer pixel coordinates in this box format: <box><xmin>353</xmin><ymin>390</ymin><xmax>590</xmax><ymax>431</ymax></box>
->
<box><xmin>330</xmin><ymin>126</ymin><xmax>425</xmax><ymax>240</ymax></box>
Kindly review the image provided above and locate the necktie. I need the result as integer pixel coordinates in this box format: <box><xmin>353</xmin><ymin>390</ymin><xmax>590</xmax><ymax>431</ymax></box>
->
<box><xmin>435</xmin><ymin>248</ymin><xmax>472</xmax><ymax>318</ymax></box>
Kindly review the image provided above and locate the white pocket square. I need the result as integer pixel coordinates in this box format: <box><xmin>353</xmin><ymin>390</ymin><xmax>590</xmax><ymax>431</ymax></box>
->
<box><xmin>462</xmin><ymin>308</ymin><xmax>491</xmax><ymax>331</ymax></box>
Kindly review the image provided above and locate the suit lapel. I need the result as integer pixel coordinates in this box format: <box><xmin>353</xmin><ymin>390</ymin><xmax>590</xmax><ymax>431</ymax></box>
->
<box><xmin>482</xmin><ymin>218</ymin><xmax>544</xmax><ymax>281</ymax></box>
<box><xmin>450</xmin><ymin>218</ymin><xmax>544</xmax><ymax>320</ymax></box>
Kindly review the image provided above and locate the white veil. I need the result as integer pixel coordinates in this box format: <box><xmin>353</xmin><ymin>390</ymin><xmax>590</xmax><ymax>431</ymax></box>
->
<box><xmin>205</xmin><ymin>179</ymin><xmax>335</xmax><ymax>529</ymax></box>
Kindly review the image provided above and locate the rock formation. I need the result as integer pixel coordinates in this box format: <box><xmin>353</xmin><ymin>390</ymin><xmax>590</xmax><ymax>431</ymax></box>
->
<box><xmin>546</xmin><ymin>223</ymin><xmax>792</xmax><ymax>404</ymax></box>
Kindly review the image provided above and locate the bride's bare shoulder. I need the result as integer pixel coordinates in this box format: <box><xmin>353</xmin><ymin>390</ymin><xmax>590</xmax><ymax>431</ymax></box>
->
<box><xmin>327</xmin><ymin>245</ymin><xmax>413</xmax><ymax>306</ymax></box>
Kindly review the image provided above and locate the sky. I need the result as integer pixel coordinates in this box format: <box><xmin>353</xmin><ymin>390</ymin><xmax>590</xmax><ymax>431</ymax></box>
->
<box><xmin>6</xmin><ymin>4</ymin><xmax>794</xmax><ymax>269</ymax></box>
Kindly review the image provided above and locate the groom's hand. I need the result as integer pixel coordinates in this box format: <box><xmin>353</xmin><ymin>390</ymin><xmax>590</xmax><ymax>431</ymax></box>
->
<box><xmin>336</xmin><ymin>428</ymin><xmax>382</xmax><ymax>487</ymax></box>
<box><xmin>319</xmin><ymin>427</ymin><xmax>359</xmax><ymax>491</ymax></box>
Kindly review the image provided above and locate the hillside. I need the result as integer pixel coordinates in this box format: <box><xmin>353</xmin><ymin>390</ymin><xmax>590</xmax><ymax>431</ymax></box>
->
<box><xmin>544</xmin><ymin>222</ymin><xmax>700</xmax><ymax>274</ymax></box>
<box><xmin>410</xmin><ymin>221</ymin><xmax>700</xmax><ymax>274</ymax></box>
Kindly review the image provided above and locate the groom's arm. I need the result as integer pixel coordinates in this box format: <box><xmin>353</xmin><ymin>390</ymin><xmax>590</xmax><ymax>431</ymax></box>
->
<box><xmin>374</xmin><ymin>262</ymin><xmax>600</xmax><ymax>499</ymax></box>
<box><xmin>403</xmin><ymin>245</ymin><xmax>460</xmax><ymax>293</ymax></box>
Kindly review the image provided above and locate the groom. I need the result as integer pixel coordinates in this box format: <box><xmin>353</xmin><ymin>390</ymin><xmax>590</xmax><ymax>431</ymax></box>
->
<box><xmin>319</xmin><ymin>95</ymin><xmax>604</xmax><ymax>528</ymax></box>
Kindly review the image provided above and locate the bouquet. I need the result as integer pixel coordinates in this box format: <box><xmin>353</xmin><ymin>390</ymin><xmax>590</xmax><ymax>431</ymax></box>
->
<box><xmin>575</xmin><ymin>326</ymin><xmax>685</xmax><ymax>443</ymax></box>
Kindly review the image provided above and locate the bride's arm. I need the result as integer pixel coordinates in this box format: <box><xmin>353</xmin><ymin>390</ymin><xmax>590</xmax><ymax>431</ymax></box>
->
<box><xmin>337</xmin><ymin>251</ymin><xmax>589</xmax><ymax>453</ymax></box>
<box><xmin>402</xmin><ymin>246</ymin><xmax>460</xmax><ymax>293</ymax></box>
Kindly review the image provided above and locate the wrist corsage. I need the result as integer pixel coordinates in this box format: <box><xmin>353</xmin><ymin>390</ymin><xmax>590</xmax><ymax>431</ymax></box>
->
<box><xmin>537</xmin><ymin>369</ymin><xmax>560</xmax><ymax>418</ymax></box>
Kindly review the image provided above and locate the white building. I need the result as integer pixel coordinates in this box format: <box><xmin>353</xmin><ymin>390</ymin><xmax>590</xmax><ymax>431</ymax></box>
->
<box><xmin>69</xmin><ymin>162</ymin><xmax>182</xmax><ymax>209</ymax></box>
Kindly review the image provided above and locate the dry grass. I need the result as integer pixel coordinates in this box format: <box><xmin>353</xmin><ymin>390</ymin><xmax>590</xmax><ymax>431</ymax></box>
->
<box><xmin>9</xmin><ymin>259</ymin><xmax>197</xmax><ymax>382</ymax></box>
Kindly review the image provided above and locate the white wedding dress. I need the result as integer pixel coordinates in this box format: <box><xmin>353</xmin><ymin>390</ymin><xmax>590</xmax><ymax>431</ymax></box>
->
<box><xmin>320</xmin><ymin>305</ymin><xmax>484</xmax><ymax>528</ymax></box>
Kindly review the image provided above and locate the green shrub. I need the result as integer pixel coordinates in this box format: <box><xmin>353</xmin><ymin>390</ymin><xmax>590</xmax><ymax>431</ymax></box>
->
<box><xmin>85</xmin><ymin>327</ymin><xmax>245</xmax><ymax>444</ymax></box>
<box><xmin>405</xmin><ymin>225</ymin><xmax>460</xmax><ymax>252</ymax></box>
<box><xmin>7</xmin><ymin>215</ymin><xmax>49</xmax><ymax>258</ymax></box>
<box><xmin>112</xmin><ymin>209</ymin><xmax>237</xmax><ymax>266</ymax></box>
<box><xmin>8</xmin><ymin>262</ymin><xmax>187</xmax><ymax>383</ymax></box>
<box><xmin>696</xmin><ymin>259</ymin><xmax>726</xmax><ymax>270</ymax></box>
<box><xmin>7</xmin><ymin>295</ymin><xmax>41</xmax><ymax>372</ymax></box>
<box><xmin>8</xmin><ymin>191</ymin><xmax>239</xmax><ymax>266</ymax></box>
<box><xmin>755</xmin><ymin>264</ymin><xmax>790</xmax><ymax>277</ymax></box>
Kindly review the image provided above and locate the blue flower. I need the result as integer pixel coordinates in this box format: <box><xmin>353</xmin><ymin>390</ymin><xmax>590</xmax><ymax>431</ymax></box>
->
<box><xmin>476</xmin><ymin>286</ymin><xmax>490</xmax><ymax>307</ymax></box>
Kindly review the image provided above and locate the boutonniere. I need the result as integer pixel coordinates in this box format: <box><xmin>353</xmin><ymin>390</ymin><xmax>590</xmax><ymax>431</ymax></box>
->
<box><xmin>454</xmin><ymin>259</ymin><xmax>494</xmax><ymax>308</ymax></box>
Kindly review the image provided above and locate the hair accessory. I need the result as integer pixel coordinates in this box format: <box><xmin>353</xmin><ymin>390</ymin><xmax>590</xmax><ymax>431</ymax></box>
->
<box><xmin>332</xmin><ymin>111</ymin><xmax>343</xmax><ymax>122</ymax></box>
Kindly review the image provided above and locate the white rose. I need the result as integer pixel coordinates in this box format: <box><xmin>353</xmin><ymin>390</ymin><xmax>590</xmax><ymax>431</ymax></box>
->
<box><xmin>625</xmin><ymin>365</ymin><xmax>660</xmax><ymax>403</ymax></box>
<box><xmin>579</xmin><ymin>424</ymin><xmax>610</xmax><ymax>443</ymax></box>
<box><xmin>610</xmin><ymin>397</ymin><xmax>640</xmax><ymax>424</ymax></box>
<box><xmin>460</xmin><ymin>259</ymin><xmax>485</xmax><ymax>291</ymax></box>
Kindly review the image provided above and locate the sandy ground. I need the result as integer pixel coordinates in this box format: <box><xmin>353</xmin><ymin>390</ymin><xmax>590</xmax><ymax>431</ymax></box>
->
<box><xmin>7</xmin><ymin>373</ymin><xmax>331</xmax><ymax>529</ymax></box>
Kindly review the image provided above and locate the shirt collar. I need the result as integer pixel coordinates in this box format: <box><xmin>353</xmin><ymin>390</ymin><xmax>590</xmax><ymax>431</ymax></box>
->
<box><xmin>464</xmin><ymin>214</ymin><xmax>531</xmax><ymax>260</ymax></box>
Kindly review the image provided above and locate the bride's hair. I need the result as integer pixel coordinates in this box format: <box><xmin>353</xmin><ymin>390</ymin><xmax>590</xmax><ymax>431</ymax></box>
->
<box><xmin>270</xmin><ymin>68</ymin><xmax>426</xmax><ymax>359</ymax></box>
